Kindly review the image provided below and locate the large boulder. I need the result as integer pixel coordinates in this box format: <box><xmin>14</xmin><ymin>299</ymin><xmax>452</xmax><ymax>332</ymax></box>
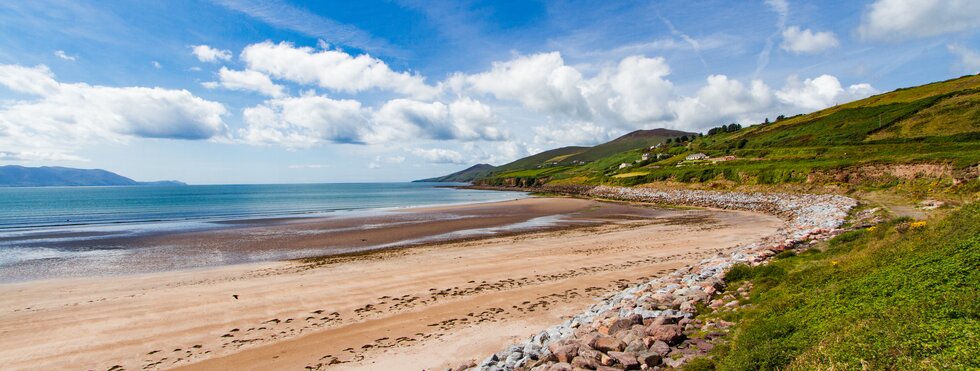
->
<box><xmin>594</xmin><ymin>336</ymin><xmax>626</xmax><ymax>352</ymax></box>
<box><xmin>646</xmin><ymin>324</ymin><xmax>684</xmax><ymax>345</ymax></box>
<box><xmin>607</xmin><ymin>351</ymin><xmax>640</xmax><ymax>370</ymax></box>
<box><xmin>547</xmin><ymin>343</ymin><xmax>579</xmax><ymax>363</ymax></box>
<box><xmin>637</xmin><ymin>351</ymin><xmax>663</xmax><ymax>367</ymax></box>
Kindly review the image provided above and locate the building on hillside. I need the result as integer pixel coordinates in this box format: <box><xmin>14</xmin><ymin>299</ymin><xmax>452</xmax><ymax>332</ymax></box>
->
<box><xmin>685</xmin><ymin>153</ymin><xmax>709</xmax><ymax>161</ymax></box>
<box><xmin>641</xmin><ymin>153</ymin><xmax>651</xmax><ymax>161</ymax></box>
<box><xmin>619</xmin><ymin>163</ymin><xmax>631</xmax><ymax>169</ymax></box>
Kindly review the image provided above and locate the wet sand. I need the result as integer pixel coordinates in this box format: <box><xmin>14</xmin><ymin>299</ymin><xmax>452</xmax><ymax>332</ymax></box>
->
<box><xmin>0</xmin><ymin>197</ymin><xmax>784</xmax><ymax>370</ymax></box>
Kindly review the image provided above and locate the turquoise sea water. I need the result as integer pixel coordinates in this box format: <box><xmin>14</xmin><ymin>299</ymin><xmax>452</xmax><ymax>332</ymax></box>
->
<box><xmin>0</xmin><ymin>183</ymin><xmax>527</xmax><ymax>279</ymax></box>
<box><xmin>0</xmin><ymin>183</ymin><xmax>520</xmax><ymax>230</ymax></box>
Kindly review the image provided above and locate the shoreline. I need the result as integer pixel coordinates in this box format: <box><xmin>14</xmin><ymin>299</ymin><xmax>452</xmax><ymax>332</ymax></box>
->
<box><xmin>0</xmin><ymin>196</ymin><xmax>785</xmax><ymax>370</ymax></box>
<box><xmin>2</xmin><ymin>196</ymin><xmax>623</xmax><ymax>283</ymax></box>
<box><xmin>473</xmin><ymin>185</ymin><xmax>857</xmax><ymax>370</ymax></box>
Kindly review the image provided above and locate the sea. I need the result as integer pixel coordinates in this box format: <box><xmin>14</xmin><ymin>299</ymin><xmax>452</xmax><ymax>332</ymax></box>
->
<box><xmin>0</xmin><ymin>183</ymin><xmax>527</xmax><ymax>281</ymax></box>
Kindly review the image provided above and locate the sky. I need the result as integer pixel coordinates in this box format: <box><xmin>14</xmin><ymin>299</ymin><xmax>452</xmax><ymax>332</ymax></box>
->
<box><xmin>0</xmin><ymin>0</ymin><xmax>978</xmax><ymax>184</ymax></box>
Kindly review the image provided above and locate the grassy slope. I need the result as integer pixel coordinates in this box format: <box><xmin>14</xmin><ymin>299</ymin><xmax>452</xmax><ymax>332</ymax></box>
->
<box><xmin>414</xmin><ymin>164</ymin><xmax>496</xmax><ymax>182</ymax></box>
<box><xmin>566</xmin><ymin>129</ymin><xmax>693</xmax><ymax>162</ymax></box>
<box><xmin>493</xmin><ymin>146</ymin><xmax>588</xmax><ymax>173</ymax></box>
<box><xmin>689</xmin><ymin>204</ymin><xmax>980</xmax><ymax>370</ymax></box>
<box><xmin>479</xmin><ymin>74</ymin><xmax>980</xmax><ymax>194</ymax></box>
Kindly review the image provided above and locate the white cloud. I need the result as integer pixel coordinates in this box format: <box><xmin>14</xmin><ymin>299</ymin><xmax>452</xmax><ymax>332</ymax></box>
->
<box><xmin>152</xmin><ymin>61</ymin><xmax>162</xmax><ymax>69</ymax></box>
<box><xmin>671</xmin><ymin>75</ymin><xmax>773</xmax><ymax>129</ymax></box>
<box><xmin>775</xmin><ymin>75</ymin><xmax>878</xmax><ymax>111</ymax></box>
<box><xmin>0</xmin><ymin>64</ymin><xmax>228</xmax><ymax>160</ymax></box>
<box><xmin>239</xmin><ymin>95</ymin><xmax>369</xmax><ymax>147</ymax></box>
<box><xmin>780</xmin><ymin>26</ymin><xmax>839</xmax><ymax>54</ymax></box>
<box><xmin>604</xmin><ymin>56</ymin><xmax>675</xmax><ymax>123</ymax></box>
<box><xmin>207</xmin><ymin>67</ymin><xmax>285</xmax><ymax>97</ymax></box>
<box><xmin>54</xmin><ymin>50</ymin><xmax>76</xmax><ymax>61</ymax></box>
<box><xmin>240</xmin><ymin>41</ymin><xmax>437</xmax><ymax>98</ymax></box>
<box><xmin>408</xmin><ymin>148</ymin><xmax>466</xmax><ymax>164</ymax></box>
<box><xmin>191</xmin><ymin>44</ymin><xmax>232</xmax><ymax>63</ymax></box>
<box><xmin>533</xmin><ymin>122</ymin><xmax>615</xmax><ymax>147</ymax></box>
<box><xmin>239</xmin><ymin>95</ymin><xmax>506</xmax><ymax>147</ymax></box>
<box><xmin>948</xmin><ymin>44</ymin><xmax>980</xmax><ymax>72</ymax></box>
<box><xmin>858</xmin><ymin>0</ymin><xmax>980</xmax><ymax>41</ymax></box>
<box><xmin>460</xmin><ymin>52</ymin><xmax>590</xmax><ymax>119</ymax></box>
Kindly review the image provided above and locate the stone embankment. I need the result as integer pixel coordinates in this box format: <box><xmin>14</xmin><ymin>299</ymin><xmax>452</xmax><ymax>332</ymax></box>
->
<box><xmin>464</xmin><ymin>185</ymin><xmax>857</xmax><ymax>371</ymax></box>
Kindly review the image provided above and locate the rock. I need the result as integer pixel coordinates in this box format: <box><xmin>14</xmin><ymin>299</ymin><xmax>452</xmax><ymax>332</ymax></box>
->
<box><xmin>580</xmin><ymin>333</ymin><xmax>601</xmax><ymax>349</ymax></box>
<box><xmin>547</xmin><ymin>362</ymin><xmax>573</xmax><ymax>371</ymax></box>
<box><xmin>607</xmin><ymin>319</ymin><xmax>633</xmax><ymax>335</ymax></box>
<box><xmin>596</xmin><ymin>366</ymin><xmax>622</xmax><ymax>371</ymax></box>
<box><xmin>599</xmin><ymin>352</ymin><xmax>615</xmax><ymax>366</ymax></box>
<box><xmin>624</xmin><ymin>339</ymin><xmax>646</xmax><ymax>353</ymax></box>
<box><xmin>637</xmin><ymin>351</ymin><xmax>662</xmax><ymax>367</ymax></box>
<box><xmin>648</xmin><ymin>340</ymin><xmax>670</xmax><ymax>357</ymax></box>
<box><xmin>608</xmin><ymin>351</ymin><xmax>640</xmax><ymax>370</ymax></box>
<box><xmin>571</xmin><ymin>355</ymin><xmax>597</xmax><ymax>369</ymax></box>
<box><xmin>594</xmin><ymin>336</ymin><xmax>626</xmax><ymax>352</ymax></box>
<box><xmin>651</xmin><ymin>315</ymin><xmax>680</xmax><ymax>326</ymax></box>
<box><xmin>548</xmin><ymin>343</ymin><xmax>579</xmax><ymax>363</ymax></box>
<box><xmin>646</xmin><ymin>324</ymin><xmax>684</xmax><ymax>345</ymax></box>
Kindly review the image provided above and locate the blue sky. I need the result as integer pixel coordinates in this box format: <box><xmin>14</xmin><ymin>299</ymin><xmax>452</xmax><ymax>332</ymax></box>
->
<box><xmin>0</xmin><ymin>0</ymin><xmax>978</xmax><ymax>184</ymax></box>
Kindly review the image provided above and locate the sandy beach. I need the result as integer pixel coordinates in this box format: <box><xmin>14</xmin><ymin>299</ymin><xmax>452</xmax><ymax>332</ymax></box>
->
<box><xmin>0</xmin><ymin>197</ymin><xmax>783</xmax><ymax>370</ymax></box>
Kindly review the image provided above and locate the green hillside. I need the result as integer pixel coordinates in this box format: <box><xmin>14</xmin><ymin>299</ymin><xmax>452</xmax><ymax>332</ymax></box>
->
<box><xmin>413</xmin><ymin>164</ymin><xmax>496</xmax><ymax>183</ymax></box>
<box><xmin>566</xmin><ymin>128</ymin><xmax>693</xmax><ymax>162</ymax></box>
<box><xmin>492</xmin><ymin>146</ymin><xmax>589</xmax><ymax>173</ymax></box>
<box><xmin>475</xmin><ymin>74</ymin><xmax>980</xmax><ymax>194</ymax></box>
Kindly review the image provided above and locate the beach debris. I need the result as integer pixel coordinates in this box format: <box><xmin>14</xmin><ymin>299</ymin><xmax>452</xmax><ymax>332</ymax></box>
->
<box><xmin>233</xmin><ymin>294</ymin><xmax>239</xmax><ymax>300</ymax></box>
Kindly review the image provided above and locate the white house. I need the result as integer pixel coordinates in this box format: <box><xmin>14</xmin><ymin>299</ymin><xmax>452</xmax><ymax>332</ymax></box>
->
<box><xmin>685</xmin><ymin>153</ymin><xmax>709</xmax><ymax>161</ymax></box>
<box><xmin>619</xmin><ymin>163</ymin><xmax>631</xmax><ymax>169</ymax></box>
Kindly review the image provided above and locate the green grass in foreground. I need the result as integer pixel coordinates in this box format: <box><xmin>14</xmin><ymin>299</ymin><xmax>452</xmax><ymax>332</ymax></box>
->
<box><xmin>689</xmin><ymin>203</ymin><xmax>980</xmax><ymax>370</ymax></box>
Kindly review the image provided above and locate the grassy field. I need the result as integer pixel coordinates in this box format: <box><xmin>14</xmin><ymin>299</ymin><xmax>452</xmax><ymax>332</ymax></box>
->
<box><xmin>686</xmin><ymin>204</ymin><xmax>980</xmax><ymax>370</ymax></box>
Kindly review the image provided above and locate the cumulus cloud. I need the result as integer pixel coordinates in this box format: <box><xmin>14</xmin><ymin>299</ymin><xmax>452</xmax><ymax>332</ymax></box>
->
<box><xmin>532</xmin><ymin>122</ymin><xmax>616</xmax><ymax>147</ymax></box>
<box><xmin>369</xmin><ymin>98</ymin><xmax>506</xmax><ymax>143</ymax></box>
<box><xmin>0</xmin><ymin>64</ymin><xmax>228</xmax><ymax>160</ymax></box>
<box><xmin>948</xmin><ymin>44</ymin><xmax>980</xmax><ymax>72</ymax></box>
<box><xmin>54</xmin><ymin>50</ymin><xmax>76</xmax><ymax>61</ymax></box>
<box><xmin>775</xmin><ymin>75</ymin><xmax>878</xmax><ymax>110</ymax></box>
<box><xmin>206</xmin><ymin>67</ymin><xmax>285</xmax><ymax>97</ymax></box>
<box><xmin>858</xmin><ymin>0</ymin><xmax>980</xmax><ymax>41</ymax></box>
<box><xmin>460</xmin><ymin>52</ymin><xmax>590</xmax><ymax>119</ymax></box>
<box><xmin>239</xmin><ymin>95</ymin><xmax>369</xmax><ymax>147</ymax></box>
<box><xmin>240</xmin><ymin>41</ymin><xmax>438</xmax><ymax>98</ymax></box>
<box><xmin>191</xmin><ymin>45</ymin><xmax>232</xmax><ymax>62</ymax></box>
<box><xmin>408</xmin><ymin>148</ymin><xmax>466</xmax><ymax>164</ymax></box>
<box><xmin>780</xmin><ymin>26</ymin><xmax>839</xmax><ymax>54</ymax></box>
<box><xmin>239</xmin><ymin>95</ymin><xmax>506</xmax><ymax>147</ymax></box>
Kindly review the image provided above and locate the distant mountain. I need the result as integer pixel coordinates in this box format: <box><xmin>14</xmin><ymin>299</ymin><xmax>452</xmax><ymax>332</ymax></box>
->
<box><xmin>414</xmin><ymin>164</ymin><xmax>497</xmax><ymax>183</ymax></box>
<box><xmin>417</xmin><ymin>129</ymin><xmax>695</xmax><ymax>182</ymax></box>
<box><xmin>493</xmin><ymin>146</ymin><xmax>590</xmax><ymax>173</ymax></box>
<box><xmin>566</xmin><ymin>129</ymin><xmax>695</xmax><ymax>162</ymax></box>
<box><xmin>0</xmin><ymin>166</ymin><xmax>186</xmax><ymax>187</ymax></box>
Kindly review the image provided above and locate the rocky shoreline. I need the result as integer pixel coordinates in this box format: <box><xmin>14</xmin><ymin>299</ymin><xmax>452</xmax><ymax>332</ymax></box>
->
<box><xmin>464</xmin><ymin>185</ymin><xmax>857</xmax><ymax>371</ymax></box>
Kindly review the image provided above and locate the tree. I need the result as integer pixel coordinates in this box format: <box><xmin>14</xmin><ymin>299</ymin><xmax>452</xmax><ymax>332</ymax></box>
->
<box><xmin>764</xmin><ymin>117</ymin><xmax>770</xmax><ymax>125</ymax></box>
<box><xmin>736</xmin><ymin>138</ymin><xmax>748</xmax><ymax>149</ymax></box>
